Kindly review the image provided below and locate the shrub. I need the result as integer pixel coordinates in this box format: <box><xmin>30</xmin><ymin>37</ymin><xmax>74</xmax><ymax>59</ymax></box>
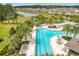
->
<box><xmin>21</xmin><ymin>41</ymin><xmax>29</xmax><ymax>44</ymax></box>
<box><xmin>0</xmin><ymin>45</ymin><xmax>7</xmax><ymax>55</ymax></box>
<box><xmin>62</xmin><ymin>36</ymin><xmax>72</xmax><ymax>41</ymax></box>
<box><xmin>9</xmin><ymin>27</ymin><xmax>16</xmax><ymax>37</ymax></box>
<box><xmin>0</xmin><ymin>37</ymin><xmax>3</xmax><ymax>42</ymax></box>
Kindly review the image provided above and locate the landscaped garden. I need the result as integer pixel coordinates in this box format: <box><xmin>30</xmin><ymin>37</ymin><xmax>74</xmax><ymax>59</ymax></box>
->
<box><xmin>0</xmin><ymin>4</ymin><xmax>31</xmax><ymax>55</ymax></box>
<box><xmin>1</xmin><ymin>4</ymin><xmax>79</xmax><ymax>56</ymax></box>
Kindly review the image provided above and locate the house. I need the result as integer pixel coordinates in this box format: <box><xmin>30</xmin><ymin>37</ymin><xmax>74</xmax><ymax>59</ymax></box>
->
<box><xmin>65</xmin><ymin>39</ymin><xmax>79</xmax><ymax>56</ymax></box>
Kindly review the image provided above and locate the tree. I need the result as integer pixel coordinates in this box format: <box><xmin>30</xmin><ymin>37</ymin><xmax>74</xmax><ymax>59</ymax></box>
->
<box><xmin>63</xmin><ymin>24</ymin><xmax>71</xmax><ymax>36</ymax></box>
<box><xmin>0</xmin><ymin>37</ymin><xmax>3</xmax><ymax>42</ymax></box>
<box><xmin>10</xmin><ymin>18</ymin><xmax>34</xmax><ymax>50</ymax></box>
<box><xmin>0</xmin><ymin>4</ymin><xmax>18</xmax><ymax>23</ymax></box>
<box><xmin>63</xmin><ymin>24</ymin><xmax>79</xmax><ymax>39</ymax></box>
<box><xmin>9</xmin><ymin>27</ymin><xmax>16</xmax><ymax>37</ymax></box>
<box><xmin>72</xmin><ymin>24</ymin><xmax>79</xmax><ymax>38</ymax></box>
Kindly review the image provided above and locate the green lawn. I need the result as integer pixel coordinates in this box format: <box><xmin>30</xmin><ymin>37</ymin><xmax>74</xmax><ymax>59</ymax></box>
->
<box><xmin>0</xmin><ymin>23</ymin><xmax>16</xmax><ymax>51</ymax></box>
<box><xmin>0</xmin><ymin>15</ymin><xmax>29</xmax><ymax>52</ymax></box>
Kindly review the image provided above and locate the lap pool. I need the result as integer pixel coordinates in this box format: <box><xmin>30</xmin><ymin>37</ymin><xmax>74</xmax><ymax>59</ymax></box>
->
<box><xmin>35</xmin><ymin>27</ymin><xmax>65</xmax><ymax>56</ymax></box>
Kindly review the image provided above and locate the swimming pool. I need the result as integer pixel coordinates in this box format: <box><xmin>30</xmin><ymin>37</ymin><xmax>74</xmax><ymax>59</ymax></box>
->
<box><xmin>35</xmin><ymin>27</ymin><xmax>65</xmax><ymax>56</ymax></box>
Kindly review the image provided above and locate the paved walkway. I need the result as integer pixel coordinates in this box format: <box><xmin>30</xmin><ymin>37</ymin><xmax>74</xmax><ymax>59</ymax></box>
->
<box><xmin>25</xmin><ymin>30</ymin><xmax>36</xmax><ymax>56</ymax></box>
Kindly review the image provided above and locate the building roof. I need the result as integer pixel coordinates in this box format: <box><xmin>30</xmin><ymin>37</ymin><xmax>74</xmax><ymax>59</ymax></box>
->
<box><xmin>65</xmin><ymin>39</ymin><xmax>79</xmax><ymax>53</ymax></box>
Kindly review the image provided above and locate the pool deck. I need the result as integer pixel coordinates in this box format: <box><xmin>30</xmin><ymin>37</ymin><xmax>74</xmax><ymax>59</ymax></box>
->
<box><xmin>24</xmin><ymin>27</ymin><xmax>36</xmax><ymax>56</ymax></box>
<box><xmin>50</xmin><ymin>36</ymin><xmax>68</xmax><ymax>56</ymax></box>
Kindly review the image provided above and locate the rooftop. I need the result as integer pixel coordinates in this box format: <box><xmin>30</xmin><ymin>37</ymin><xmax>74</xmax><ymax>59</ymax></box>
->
<box><xmin>65</xmin><ymin>39</ymin><xmax>79</xmax><ymax>53</ymax></box>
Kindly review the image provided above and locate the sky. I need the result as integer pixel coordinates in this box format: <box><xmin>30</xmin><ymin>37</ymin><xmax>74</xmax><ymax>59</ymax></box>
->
<box><xmin>11</xmin><ymin>3</ymin><xmax>79</xmax><ymax>6</ymax></box>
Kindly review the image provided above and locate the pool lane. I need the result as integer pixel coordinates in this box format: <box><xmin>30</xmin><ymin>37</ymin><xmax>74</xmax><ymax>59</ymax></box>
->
<box><xmin>36</xmin><ymin>28</ymin><xmax>46</xmax><ymax>56</ymax></box>
<box><xmin>36</xmin><ymin>28</ymin><xmax>54</xmax><ymax>56</ymax></box>
<box><xmin>42</xmin><ymin>29</ymin><xmax>52</xmax><ymax>55</ymax></box>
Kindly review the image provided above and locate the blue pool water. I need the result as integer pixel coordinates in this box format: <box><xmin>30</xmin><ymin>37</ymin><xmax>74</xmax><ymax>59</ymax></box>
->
<box><xmin>35</xmin><ymin>27</ymin><xmax>65</xmax><ymax>56</ymax></box>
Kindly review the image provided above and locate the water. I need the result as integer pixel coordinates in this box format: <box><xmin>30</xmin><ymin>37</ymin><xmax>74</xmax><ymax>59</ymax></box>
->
<box><xmin>35</xmin><ymin>27</ymin><xmax>65</xmax><ymax>56</ymax></box>
<box><xmin>17</xmin><ymin>12</ymin><xmax>38</xmax><ymax>16</ymax></box>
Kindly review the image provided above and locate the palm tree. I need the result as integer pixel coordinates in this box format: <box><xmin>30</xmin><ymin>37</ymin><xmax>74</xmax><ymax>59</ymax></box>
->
<box><xmin>63</xmin><ymin>24</ymin><xmax>79</xmax><ymax>39</ymax></box>
<box><xmin>63</xmin><ymin>24</ymin><xmax>71</xmax><ymax>37</ymax></box>
<box><xmin>72</xmin><ymin>24</ymin><xmax>79</xmax><ymax>38</ymax></box>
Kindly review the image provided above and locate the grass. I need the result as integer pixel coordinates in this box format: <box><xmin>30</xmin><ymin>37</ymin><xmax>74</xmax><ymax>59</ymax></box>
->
<box><xmin>0</xmin><ymin>23</ymin><xmax>16</xmax><ymax>51</ymax></box>
<box><xmin>0</xmin><ymin>15</ymin><xmax>29</xmax><ymax>52</ymax></box>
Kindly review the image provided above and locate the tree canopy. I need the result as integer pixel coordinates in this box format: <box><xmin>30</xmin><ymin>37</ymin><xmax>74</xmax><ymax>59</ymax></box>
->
<box><xmin>0</xmin><ymin>4</ymin><xmax>17</xmax><ymax>21</ymax></box>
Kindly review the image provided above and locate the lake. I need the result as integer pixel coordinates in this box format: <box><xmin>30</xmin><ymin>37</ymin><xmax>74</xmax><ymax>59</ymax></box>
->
<box><xmin>17</xmin><ymin>12</ymin><xmax>38</xmax><ymax>17</ymax></box>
